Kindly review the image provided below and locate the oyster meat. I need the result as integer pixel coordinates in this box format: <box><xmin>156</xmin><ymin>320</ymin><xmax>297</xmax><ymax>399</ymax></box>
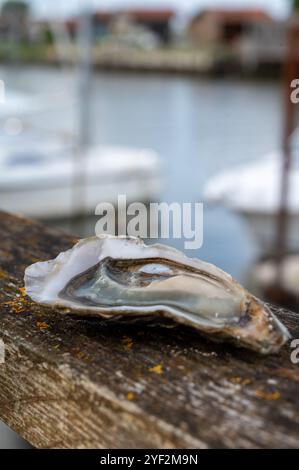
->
<box><xmin>24</xmin><ymin>236</ymin><xmax>290</xmax><ymax>354</ymax></box>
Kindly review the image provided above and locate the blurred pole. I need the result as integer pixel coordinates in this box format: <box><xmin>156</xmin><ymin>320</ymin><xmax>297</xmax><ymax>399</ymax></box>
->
<box><xmin>275</xmin><ymin>17</ymin><xmax>299</xmax><ymax>285</ymax></box>
<box><xmin>72</xmin><ymin>5</ymin><xmax>93</xmax><ymax>230</ymax></box>
<box><xmin>77</xmin><ymin>7</ymin><xmax>92</xmax><ymax>148</ymax></box>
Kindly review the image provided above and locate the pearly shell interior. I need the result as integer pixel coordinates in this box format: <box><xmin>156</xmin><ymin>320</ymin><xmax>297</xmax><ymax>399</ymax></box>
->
<box><xmin>24</xmin><ymin>236</ymin><xmax>291</xmax><ymax>354</ymax></box>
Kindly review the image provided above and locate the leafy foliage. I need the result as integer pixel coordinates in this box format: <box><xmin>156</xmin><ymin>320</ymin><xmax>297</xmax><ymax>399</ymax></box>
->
<box><xmin>1</xmin><ymin>0</ymin><xmax>29</xmax><ymax>18</ymax></box>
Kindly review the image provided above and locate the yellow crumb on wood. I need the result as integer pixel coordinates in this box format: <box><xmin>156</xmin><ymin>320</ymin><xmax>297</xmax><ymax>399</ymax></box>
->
<box><xmin>76</xmin><ymin>350</ymin><xmax>89</xmax><ymax>361</ymax></box>
<box><xmin>255</xmin><ymin>389</ymin><xmax>281</xmax><ymax>401</ymax></box>
<box><xmin>230</xmin><ymin>377</ymin><xmax>252</xmax><ymax>386</ymax></box>
<box><xmin>149</xmin><ymin>364</ymin><xmax>163</xmax><ymax>374</ymax></box>
<box><xmin>4</xmin><ymin>298</ymin><xmax>27</xmax><ymax>313</ymax></box>
<box><xmin>19</xmin><ymin>287</ymin><xmax>26</xmax><ymax>296</ymax></box>
<box><xmin>3</xmin><ymin>287</ymin><xmax>32</xmax><ymax>313</ymax></box>
<box><xmin>127</xmin><ymin>392</ymin><xmax>135</xmax><ymax>401</ymax></box>
<box><xmin>122</xmin><ymin>335</ymin><xmax>134</xmax><ymax>349</ymax></box>
<box><xmin>36</xmin><ymin>321</ymin><xmax>49</xmax><ymax>330</ymax></box>
<box><xmin>0</xmin><ymin>270</ymin><xmax>8</xmax><ymax>280</ymax></box>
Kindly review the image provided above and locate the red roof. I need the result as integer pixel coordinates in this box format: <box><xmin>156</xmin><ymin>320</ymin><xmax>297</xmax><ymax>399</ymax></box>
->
<box><xmin>94</xmin><ymin>9</ymin><xmax>174</xmax><ymax>23</ymax></box>
<box><xmin>65</xmin><ymin>19</ymin><xmax>78</xmax><ymax>29</ymax></box>
<box><xmin>125</xmin><ymin>9</ymin><xmax>174</xmax><ymax>22</ymax></box>
<box><xmin>195</xmin><ymin>8</ymin><xmax>272</xmax><ymax>23</ymax></box>
<box><xmin>93</xmin><ymin>11</ymin><xmax>114</xmax><ymax>23</ymax></box>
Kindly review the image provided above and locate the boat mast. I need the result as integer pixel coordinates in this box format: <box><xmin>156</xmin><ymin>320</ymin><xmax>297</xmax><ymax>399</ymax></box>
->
<box><xmin>275</xmin><ymin>12</ymin><xmax>299</xmax><ymax>288</ymax></box>
<box><xmin>77</xmin><ymin>4</ymin><xmax>92</xmax><ymax>149</ymax></box>
<box><xmin>72</xmin><ymin>2</ymin><xmax>92</xmax><ymax>225</ymax></box>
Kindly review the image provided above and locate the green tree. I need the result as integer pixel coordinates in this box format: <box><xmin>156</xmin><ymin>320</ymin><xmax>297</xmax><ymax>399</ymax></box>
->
<box><xmin>0</xmin><ymin>0</ymin><xmax>31</xmax><ymax>60</ymax></box>
<box><xmin>1</xmin><ymin>0</ymin><xmax>29</xmax><ymax>18</ymax></box>
<box><xmin>294</xmin><ymin>0</ymin><xmax>299</xmax><ymax>11</ymax></box>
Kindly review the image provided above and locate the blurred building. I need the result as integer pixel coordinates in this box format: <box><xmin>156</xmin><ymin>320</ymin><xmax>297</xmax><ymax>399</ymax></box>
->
<box><xmin>65</xmin><ymin>18</ymin><xmax>78</xmax><ymax>40</ymax></box>
<box><xmin>0</xmin><ymin>0</ymin><xmax>30</xmax><ymax>41</ymax></box>
<box><xmin>236</xmin><ymin>20</ymin><xmax>287</xmax><ymax>72</ymax></box>
<box><xmin>188</xmin><ymin>8</ymin><xmax>272</xmax><ymax>45</ymax></box>
<box><xmin>65</xmin><ymin>9</ymin><xmax>175</xmax><ymax>45</ymax></box>
<box><xmin>95</xmin><ymin>9</ymin><xmax>174</xmax><ymax>43</ymax></box>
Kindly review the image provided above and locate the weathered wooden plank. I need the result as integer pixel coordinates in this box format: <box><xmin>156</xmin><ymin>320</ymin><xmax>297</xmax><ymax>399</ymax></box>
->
<box><xmin>0</xmin><ymin>211</ymin><xmax>298</xmax><ymax>449</ymax></box>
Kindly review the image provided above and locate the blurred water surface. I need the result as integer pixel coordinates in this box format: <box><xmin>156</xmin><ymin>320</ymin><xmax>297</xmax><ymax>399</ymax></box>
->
<box><xmin>0</xmin><ymin>65</ymin><xmax>283</xmax><ymax>280</ymax></box>
<box><xmin>0</xmin><ymin>66</ymin><xmax>283</xmax><ymax>447</ymax></box>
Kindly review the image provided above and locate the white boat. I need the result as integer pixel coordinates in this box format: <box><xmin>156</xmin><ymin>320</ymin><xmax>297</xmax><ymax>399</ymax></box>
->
<box><xmin>248</xmin><ymin>254</ymin><xmax>299</xmax><ymax>300</ymax></box>
<box><xmin>0</xmin><ymin>90</ymin><xmax>70</xmax><ymax>122</ymax></box>
<box><xmin>0</xmin><ymin>91</ymin><xmax>46</xmax><ymax>118</ymax></box>
<box><xmin>0</xmin><ymin>90</ymin><xmax>162</xmax><ymax>219</ymax></box>
<box><xmin>203</xmin><ymin>151</ymin><xmax>299</xmax><ymax>254</ymax></box>
<box><xmin>0</xmin><ymin>129</ymin><xmax>161</xmax><ymax>218</ymax></box>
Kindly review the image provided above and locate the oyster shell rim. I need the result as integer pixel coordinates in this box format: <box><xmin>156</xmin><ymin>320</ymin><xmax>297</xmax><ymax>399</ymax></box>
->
<box><xmin>24</xmin><ymin>235</ymin><xmax>291</xmax><ymax>355</ymax></box>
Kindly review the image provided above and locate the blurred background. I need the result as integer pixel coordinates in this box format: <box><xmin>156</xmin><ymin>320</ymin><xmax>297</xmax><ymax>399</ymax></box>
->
<box><xmin>0</xmin><ymin>0</ymin><xmax>299</xmax><ymax>448</ymax></box>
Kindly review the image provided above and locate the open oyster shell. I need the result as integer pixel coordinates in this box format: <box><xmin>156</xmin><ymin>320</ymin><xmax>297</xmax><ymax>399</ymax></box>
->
<box><xmin>24</xmin><ymin>236</ymin><xmax>290</xmax><ymax>354</ymax></box>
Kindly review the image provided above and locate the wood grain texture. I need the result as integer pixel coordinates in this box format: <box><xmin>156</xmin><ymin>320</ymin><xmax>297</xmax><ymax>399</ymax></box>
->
<box><xmin>0</xmin><ymin>211</ymin><xmax>298</xmax><ymax>449</ymax></box>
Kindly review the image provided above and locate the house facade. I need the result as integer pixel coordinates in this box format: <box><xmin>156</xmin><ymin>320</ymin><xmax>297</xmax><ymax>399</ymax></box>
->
<box><xmin>188</xmin><ymin>8</ymin><xmax>272</xmax><ymax>45</ymax></box>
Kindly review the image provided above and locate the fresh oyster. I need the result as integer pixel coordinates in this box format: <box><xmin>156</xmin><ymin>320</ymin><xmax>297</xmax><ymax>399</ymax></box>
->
<box><xmin>24</xmin><ymin>236</ymin><xmax>290</xmax><ymax>354</ymax></box>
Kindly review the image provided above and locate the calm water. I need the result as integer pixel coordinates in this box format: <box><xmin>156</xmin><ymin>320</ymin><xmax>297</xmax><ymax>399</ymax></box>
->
<box><xmin>0</xmin><ymin>65</ymin><xmax>283</xmax><ymax>278</ymax></box>
<box><xmin>0</xmin><ymin>65</ymin><xmax>283</xmax><ymax>447</ymax></box>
